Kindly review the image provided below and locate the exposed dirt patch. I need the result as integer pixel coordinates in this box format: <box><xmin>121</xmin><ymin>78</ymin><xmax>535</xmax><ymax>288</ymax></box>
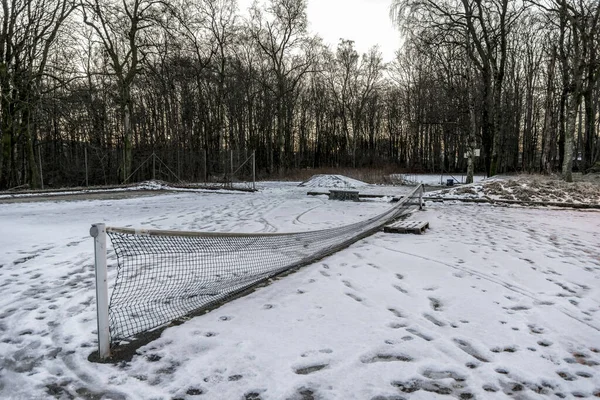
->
<box><xmin>434</xmin><ymin>175</ymin><xmax>600</xmax><ymax>205</ymax></box>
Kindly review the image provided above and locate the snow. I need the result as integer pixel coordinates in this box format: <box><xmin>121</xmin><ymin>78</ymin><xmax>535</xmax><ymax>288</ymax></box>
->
<box><xmin>0</xmin><ymin>180</ymin><xmax>247</xmax><ymax>200</ymax></box>
<box><xmin>298</xmin><ymin>174</ymin><xmax>369</xmax><ymax>188</ymax></box>
<box><xmin>1</xmin><ymin>182</ymin><xmax>600</xmax><ymax>399</ymax></box>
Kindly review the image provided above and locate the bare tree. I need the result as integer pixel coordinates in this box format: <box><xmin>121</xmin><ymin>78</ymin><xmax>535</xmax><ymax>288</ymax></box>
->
<box><xmin>81</xmin><ymin>0</ymin><xmax>165</xmax><ymax>182</ymax></box>
<box><xmin>392</xmin><ymin>0</ymin><xmax>526</xmax><ymax>176</ymax></box>
<box><xmin>326</xmin><ymin>40</ymin><xmax>383</xmax><ymax>167</ymax></box>
<box><xmin>0</xmin><ymin>0</ymin><xmax>76</xmax><ymax>188</ymax></box>
<box><xmin>249</xmin><ymin>0</ymin><xmax>317</xmax><ymax>171</ymax></box>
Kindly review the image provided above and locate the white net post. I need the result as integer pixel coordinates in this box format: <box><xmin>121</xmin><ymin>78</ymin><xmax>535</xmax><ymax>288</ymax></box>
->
<box><xmin>90</xmin><ymin>223</ymin><xmax>110</xmax><ymax>359</ymax></box>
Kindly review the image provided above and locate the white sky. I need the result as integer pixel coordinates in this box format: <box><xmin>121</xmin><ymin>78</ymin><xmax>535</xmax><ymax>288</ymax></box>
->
<box><xmin>238</xmin><ymin>0</ymin><xmax>401</xmax><ymax>61</ymax></box>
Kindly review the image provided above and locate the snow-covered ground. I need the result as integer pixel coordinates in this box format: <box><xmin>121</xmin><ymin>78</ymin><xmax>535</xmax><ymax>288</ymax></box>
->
<box><xmin>1</xmin><ymin>182</ymin><xmax>599</xmax><ymax>399</ymax></box>
<box><xmin>0</xmin><ymin>181</ymin><xmax>248</xmax><ymax>201</ymax></box>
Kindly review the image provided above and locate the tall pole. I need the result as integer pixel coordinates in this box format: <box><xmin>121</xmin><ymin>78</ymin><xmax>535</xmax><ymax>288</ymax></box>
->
<box><xmin>90</xmin><ymin>223</ymin><xmax>110</xmax><ymax>360</ymax></box>
<box><xmin>152</xmin><ymin>153</ymin><xmax>156</xmax><ymax>181</ymax></box>
<box><xmin>85</xmin><ymin>146</ymin><xmax>89</xmax><ymax>187</ymax></box>
<box><xmin>252</xmin><ymin>150</ymin><xmax>256</xmax><ymax>191</ymax></box>
<box><xmin>230</xmin><ymin>150</ymin><xmax>234</xmax><ymax>186</ymax></box>
<box><xmin>177</xmin><ymin>148</ymin><xmax>181</xmax><ymax>181</ymax></box>
<box><xmin>203</xmin><ymin>149</ymin><xmax>207</xmax><ymax>182</ymax></box>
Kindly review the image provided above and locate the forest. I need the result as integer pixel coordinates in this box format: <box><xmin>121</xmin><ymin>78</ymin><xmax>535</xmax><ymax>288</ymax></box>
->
<box><xmin>0</xmin><ymin>0</ymin><xmax>599</xmax><ymax>189</ymax></box>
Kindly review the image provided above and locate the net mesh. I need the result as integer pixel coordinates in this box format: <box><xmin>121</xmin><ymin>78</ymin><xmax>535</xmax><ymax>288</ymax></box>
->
<box><xmin>105</xmin><ymin>185</ymin><xmax>423</xmax><ymax>342</ymax></box>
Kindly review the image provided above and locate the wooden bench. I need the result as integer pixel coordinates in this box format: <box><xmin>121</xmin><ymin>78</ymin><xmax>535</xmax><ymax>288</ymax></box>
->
<box><xmin>328</xmin><ymin>189</ymin><xmax>360</xmax><ymax>201</ymax></box>
<box><xmin>384</xmin><ymin>220</ymin><xmax>429</xmax><ymax>234</ymax></box>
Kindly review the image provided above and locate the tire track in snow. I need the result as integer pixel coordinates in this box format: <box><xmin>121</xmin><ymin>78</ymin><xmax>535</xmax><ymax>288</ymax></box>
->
<box><xmin>292</xmin><ymin>200</ymin><xmax>326</xmax><ymax>226</ymax></box>
<box><xmin>258</xmin><ymin>218</ymin><xmax>278</xmax><ymax>233</ymax></box>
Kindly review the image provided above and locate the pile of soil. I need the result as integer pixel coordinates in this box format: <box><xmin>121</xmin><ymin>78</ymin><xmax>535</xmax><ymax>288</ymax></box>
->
<box><xmin>298</xmin><ymin>174</ymin><xmax>369</xmax><ymax>189</ymax></box>
<box><xmin>435</xmin><ymin>175</ymin><xmax>600</xmax><ymax>205</ymax></box>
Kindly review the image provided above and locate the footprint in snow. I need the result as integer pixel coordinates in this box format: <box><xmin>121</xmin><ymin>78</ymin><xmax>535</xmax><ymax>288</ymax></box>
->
<box><xmin>293</xmin><ymin>364</ymin><xmax>328</xmax><ymax>375</ymax></box>
<box><xmin>387</xmin><ymin>322</ymin><xmax>406</xmax><ymax>329</ymax></box>
<box><xmin>465</xmin><ymin>362</ymin><xmax>479</xmax><ymax>369</ymax></box>
<box><xmin>491</xmin><ymin>346</ymin><xmax>517</xmax><ymax>353</ymax></box>
<box><xmin>423</xmin><ymin>313</ymin><xmax>445</xmax><ymax>327</ymax></box>
<box><xmin>361</xmin><ymin>353</ymin><xmax>413</xmax><ymax>363</ymax></box>
<box><xmin>482</xmin><ymin>383</ymin><xmax>499</xmax><ymax>392</ymax></box>
<box><xmin>244</xmin><ymin>391</ymin><xmax>263</xmax><ymax>400</ymax></box>
<box><xmin>421</xmin><ymin>369</ymin><xmax>466</xmax><ymax>382</ymax></box>
<box><xmin>556</xmin><ymin>371</ymin><xmax>577</xmax><ymax>381</ymax></box>
<box><xmin>341</xmin><ymin>280</ymin><xmax>354</xmax><ymax>289</ymax></box>
<box><xmin>387</xmin><ymin>308</ymin><xmax>404</xmax><ymax>318</ymax></box>
<box><xmin>428</xmin><ymin>297</ymin><xmax>443</xmax><ymax>311</ymax></box>
<box><xmin>453</xmin><ymin>338</ymin><xmax>490</xmax><ymax>362</ymax></box>
<box><xmin>345</xmin><ymin>292</ymin><xmax>363</xmax><ymax>303</ymax></box>
<box><xmin>405</xmin><ymin>328</ymin><xmax>433</xmax><ymax>342</ymax></box>
<box><xmin>293</xmin><ymin>387</ymin><xmax>318</xmax><ymax>400</ymax></box>
<box><xmin>392</xmin><ymin>285</ymin><xmax>408</xmax><ymax>294</ymax></box>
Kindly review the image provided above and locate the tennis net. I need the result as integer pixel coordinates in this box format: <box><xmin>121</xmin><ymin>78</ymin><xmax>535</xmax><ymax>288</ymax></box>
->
<box><xmin>96</xmin><ymin>185</ymin><xmax>423</xmax><ymax>349</ymax></box>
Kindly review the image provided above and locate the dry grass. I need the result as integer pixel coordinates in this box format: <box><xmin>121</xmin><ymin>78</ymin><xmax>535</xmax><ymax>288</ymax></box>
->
<box><xmin>442</xmin><ymin>174</ymin><xmax>600</xmax><ymax>204</ymax></box>
<box><xmin>499</xmin><ymin>176</ymin><xmax>600</xmax><ymax>203</ymax></box>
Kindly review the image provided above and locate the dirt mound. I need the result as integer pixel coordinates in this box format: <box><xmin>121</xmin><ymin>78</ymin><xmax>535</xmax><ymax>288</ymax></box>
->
<box><xmin>434</xmin><ymin>176</ymin><xmax>600</xmax><ymax>204</ymax></box>
<box><xmin>298</xmin><ymin>174</ymin><xmax>368</xmax><ymax>189</ymax></box>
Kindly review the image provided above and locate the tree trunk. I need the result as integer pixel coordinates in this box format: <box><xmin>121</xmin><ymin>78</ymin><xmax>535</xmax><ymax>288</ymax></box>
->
<box><xmin>467</xmin><ymin>99</ymin><xmax>477</xmax><ymax>184</ymax></box>
<box><xmin>23</xmin><ymin>107</ymin><xmax>40</xmax><ymax>188</ymax></box>
<box><xmin>583</xmin><ymin>88</ymin><xmax>595</xmax><ymax>172</ymax></box>
<box><xmin>542</xmin><ymin>46</ymin><xmax>557</xmax><ymax>174</ymax></box>
<box><xmin>562</xmin><ymin>93</ymin><xmax>582</xmax><ymax>182</ymax></box>
<box><xmin>481</xmin><ymin>76</ymin><xmax>494</xmax><ymax>177</ymax></box>
<box><xmin>122</xmin><ymin>95</ymin><xmax>133</xmax><ymax>183</ymax></box>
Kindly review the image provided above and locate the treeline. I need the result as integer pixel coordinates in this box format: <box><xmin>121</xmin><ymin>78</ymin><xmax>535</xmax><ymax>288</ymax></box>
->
<box><xmin>0</xmin><ymin>0</ymin><xmax>599</xmax><ymax>189</ymax></box>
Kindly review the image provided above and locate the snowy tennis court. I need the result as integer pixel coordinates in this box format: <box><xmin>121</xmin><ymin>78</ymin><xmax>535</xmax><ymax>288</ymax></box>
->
<box><xmin>0</xmin><ymin>181</ymin><xmax>599</xmax><ymax>399</ymax></box>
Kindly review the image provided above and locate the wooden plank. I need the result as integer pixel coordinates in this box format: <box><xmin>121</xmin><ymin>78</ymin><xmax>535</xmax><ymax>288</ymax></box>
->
<box><xmin>384</xmin><ymin>220</ymin><xmax>429</xmax><ymax>234</ymax></box>
<box><xmin>308</xmin><ymin>191</ymin><xmax>403</xmax><ymax>202</ymax></box>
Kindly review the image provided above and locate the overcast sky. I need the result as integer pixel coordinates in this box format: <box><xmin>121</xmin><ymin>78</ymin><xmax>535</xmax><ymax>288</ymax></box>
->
<box><xmin>238</xmin><ymin>0</ymin><xmax>401</xmax><ymax>61</ymax></box>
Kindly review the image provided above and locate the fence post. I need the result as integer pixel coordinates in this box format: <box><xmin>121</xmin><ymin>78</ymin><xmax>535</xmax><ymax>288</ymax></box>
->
<box><xmin>152</xmin><ymin>153</ymin><xmax>156</xmax><ymax>181</ymax></box>
<box><xmin>419</xmin><ymin>184</ymin><xmax>424</xmax><ymax>210</ymax></box>
<box><xmin>90</xmin><ymin>223</ymin><xmax>110</xmax><ymax>359</ymax></box>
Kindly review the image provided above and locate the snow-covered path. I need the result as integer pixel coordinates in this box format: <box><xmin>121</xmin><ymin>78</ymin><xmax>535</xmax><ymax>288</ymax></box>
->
<box><xmin>0</xmin><ymin>183</ymin><xmax>599</xmax><ymax>399</ymax></box>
